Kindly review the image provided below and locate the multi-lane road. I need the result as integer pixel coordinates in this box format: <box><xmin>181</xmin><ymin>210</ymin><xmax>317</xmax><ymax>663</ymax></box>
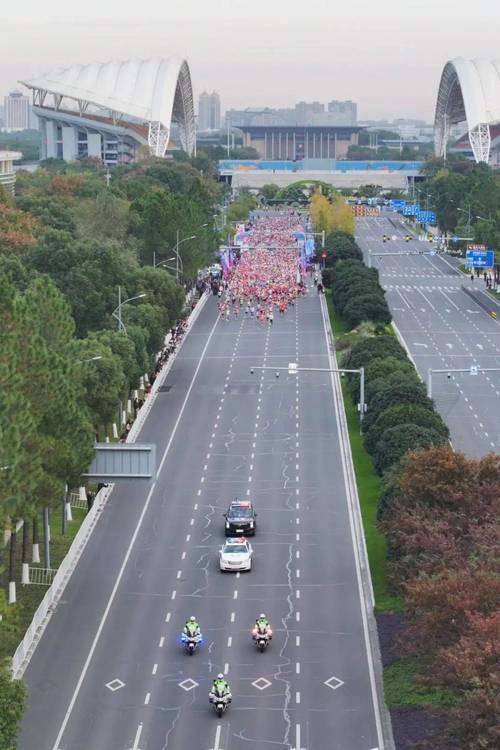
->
<box><xmin>19</xmin><ymin>281</ymin><xmax>386</xmax><ymax>749</ymax></box>
<box><xmin>356</xmin><ymin>215</ymin><xmax>500</xmax><ymax>457</ymax></box>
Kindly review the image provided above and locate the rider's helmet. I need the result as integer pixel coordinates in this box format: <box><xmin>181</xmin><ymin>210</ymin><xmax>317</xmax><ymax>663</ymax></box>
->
<box><xmin>217</xmin><ymin>673</ymin><xmax>224</xmax><ymax>680</ymax></box>
<box><xmin>259</xmin><ymin>613</ymin><xmax>266</xmax><ymax>619</ymax></box>
<box><xmin>189</xmin><ymin>616</ymin><xmax>196</xmax><ymax>622</ymax></box>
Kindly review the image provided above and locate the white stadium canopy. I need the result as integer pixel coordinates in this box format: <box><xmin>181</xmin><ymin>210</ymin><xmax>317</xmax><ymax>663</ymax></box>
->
<box><xmin>20</xmin><ymin>57</ymin><xmax>195</xmax><ymax>157</ymax></box>
<box><xmin>434</xmin><ymin>57</ymin><xmax>500</xmax><ymax>163</ymax></box>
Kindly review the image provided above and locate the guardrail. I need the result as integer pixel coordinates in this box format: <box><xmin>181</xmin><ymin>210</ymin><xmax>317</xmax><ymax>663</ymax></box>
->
<box><xmin>11</xmin><ymin>290</ymin><xmax>211</xmax><ymax>678</ymax></box>
<box><xmin>11</xmin><ymin>483</ymin><xmax>113</xmax><ymax>678</ymax></box>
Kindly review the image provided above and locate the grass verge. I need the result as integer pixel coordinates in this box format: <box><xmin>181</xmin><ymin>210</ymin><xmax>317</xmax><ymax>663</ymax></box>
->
<box><xmin>384</xmin><ymin>657</ymin><xmax>457</xmax><ymax>708</ymax></box>
<box><xmin>0</xmin><ymin>507</ymin><xmax>87</xmax><ymax>661</ymax></box>
<box><xmin>325</xmin><ymin>290</ymin><xmax>401</xmax><ymax>613</ymax></box>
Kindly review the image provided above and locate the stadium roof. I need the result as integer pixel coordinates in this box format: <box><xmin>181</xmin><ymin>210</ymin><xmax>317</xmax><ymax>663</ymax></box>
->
<box><xmin>20</xmin><ymin>57</ymin><xmax>195</xmax><ymax>157</ymax></box>
<box><xmin>434</xmin><ymin>57</ymin><xmax>500</xmax><ymax>163</ymax></box>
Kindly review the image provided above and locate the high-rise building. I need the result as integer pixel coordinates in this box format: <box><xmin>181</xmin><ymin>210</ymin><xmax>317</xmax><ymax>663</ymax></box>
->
<box><xmin>198</xmin><ymin>91</ymin><xmax>221</xmax><ymax>131</ymax></box>
<box><xmin>4</xmin><ymin>90</ymin><xmax>30</xmax><ymax>131</ymax></box>
<box><xmin>327</xmin><ymin>100</ymin><xmax>357</xmax><ymax>126</ymax></box>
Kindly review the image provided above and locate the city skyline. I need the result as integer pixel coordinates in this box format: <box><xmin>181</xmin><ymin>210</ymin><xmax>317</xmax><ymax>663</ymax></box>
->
<box><xmin>2</xmin><ymin>0</ymin><xmax>500</xmax><ymax>121</ymax></box>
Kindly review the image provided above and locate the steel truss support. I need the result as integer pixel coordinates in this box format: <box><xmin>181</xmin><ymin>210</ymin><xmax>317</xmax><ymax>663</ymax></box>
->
<box><xmin>148</xmin><ymin>121</ymin><xmax>170</xmax><ymax>157</ymax></box>
<box><xmin>468</xmin><ymin>123</ymin><xmax>491</xmax><ymax>163</ymax></box>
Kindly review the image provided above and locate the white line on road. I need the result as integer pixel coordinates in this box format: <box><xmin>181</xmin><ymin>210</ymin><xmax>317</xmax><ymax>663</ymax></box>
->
<box><xmin>159</xmin><ymin>636</ymin><xmax>165</xmax><ymax>648</ymax></box>
<box><xmin>176</xmin><ymin>570</ymin><xmax>182</xmax><ymax>579</ymax></box>
<box><xmin>296</xmin><ymin>691</ymin><xmax>301</xmax><ymax>704</ymax></box>
<box><xmin>230</xmin><ymin>612</ymin><xmax>235</xmax><ymax>622</ymax></box>
<box><xmin>171</xmin><ymin>590</ymin><xmax>176</xmax><ymax>600</ymax></box>
<box><xmin>296</xmin><ymin>590</ymin><xmax>300</xmax><ymax>599</ymax></box>
<box><xmin>227</xmin><ymin>636</ymin><xmax>232</xmax><ymax>647</ymax></box>
<box><xmin>165</xmin><ymin>612</ymin><xmax>171</xmax><ymax>623</ymax></box>
<box><xmin>296</xmin><ymin>611</ymin><xmax>300</xmax><ymax>622</ymax></box>
<box><xmin>152</xmin><ymin>663</ymin><xmax>158</xmax><ymax>675</ymax></box>
<box><xmin>233</xmin><ymin>590</ymin><xmax>238</xmax><ymax>599</ymax></box>
<box><xmin>213</xmin><ymin>724</ymin><xmax>223</xmax><ymax>750</ymax></box>
<box><xmin>296</xmin><ymin>635</ymin><xmax>300</xmax><ymax>646</ymax></box>
<box><xmin>144</xmin><ymin>692</ymin><xmax>150</xmax><ymax>705</ymax></box>
<box><xmin>131</xmin><ymin>723</ymin><xmax>143</xmax><ymax>750</ymax></box>
<box><xmin>295</xmin><ymin>723</ymin><xmax>301</xmax><ymax>750</ymax></box>
<box><xmin>186</xmin><ymin>534</ymin><xmax>191</xmax><ymax>542</ymax></box>
<box><xmin>296</xmin><ymin>662</ymin><xmax>300</xmax><ymax>674</ymax></box>
<box><xmin>181</xmin><ymin>551</ymin><xmax>186</xmax><ymax>560</ymax></box>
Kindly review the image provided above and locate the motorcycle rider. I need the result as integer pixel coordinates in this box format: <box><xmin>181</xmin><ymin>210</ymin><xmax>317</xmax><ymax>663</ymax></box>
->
<box><xmin>210</xmin><ymin>674</ymin><xmax>232</xmax><ymax>702</ymax></box>
<box><xmin>184</xmin><ymin>616</ymin><xmax>201</xmax><ymax>636</ymax></box>
<box><xmin>255</xmin><ymin>613</ymin><xmax>270</xmax><ymax>630</ymax></box>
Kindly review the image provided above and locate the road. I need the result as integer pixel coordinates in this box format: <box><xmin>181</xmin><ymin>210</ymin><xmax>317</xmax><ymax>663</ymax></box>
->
<box><xmin>356</xmin><ymin>214</ymin><xmax>500</xmax><ymax>457</ymax></box>
<box><xmin>19</xmin><ymin>283</ymin><xmax>385</xmax><ymax>749</ymax></box>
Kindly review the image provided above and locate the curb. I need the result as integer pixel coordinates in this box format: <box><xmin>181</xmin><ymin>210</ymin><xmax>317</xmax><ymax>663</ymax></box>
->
<box><xmin>320</xmin><ymin>292</ymin><xmax>396</xmax><ymax>750</ymax></box>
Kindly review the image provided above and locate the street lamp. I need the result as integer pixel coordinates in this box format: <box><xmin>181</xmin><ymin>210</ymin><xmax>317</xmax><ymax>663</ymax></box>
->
<box><xmin>112</xmin><ymin>287</ymin><xmax>147</xmax><ymax>334</ymax></box>
<box><xmin>153</xmin><ymin>254</ymin><xmax>176</xmax><ymax>268</ymax></box>
<box><xmin>174</xmin><ymin>232</ymin><xmax>197</xmax><ymax>281</ymax></box>
<box><xmin>79</xmin><ymin>356</ymin><xmax>103</xmax><ymax>364</ymax></box>
<box><xmin>457</xmin><ymin>206</ymin><xmax>472</xmax><ymax>235</ymax></box>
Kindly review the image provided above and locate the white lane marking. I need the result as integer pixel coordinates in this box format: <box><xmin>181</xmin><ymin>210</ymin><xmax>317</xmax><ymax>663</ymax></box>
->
<box><xmin>227</xmin><ymin>636</ymin><xmax>232</xmax><ymax>647</ymax></box>
<box><xmin>296</xmin><ymin>590</ymin><xmax>300</xmax><ymax>599</ymax></box>
<box><xmin>171</xmin><ymin>590</ymin><xmax>176</xmax><ymax>600</ymax></box>
<box><xmin>296</xmin><ymin>662</ymin><xmax>300</xmax><ymax>674</ymax></box>
<box><xmin>181</xmin><ymin>551</ymin><xmax>186</xmax><ymax>560</ymax></box>
<box><xmin>186</xmin><ymin>534</ymin><xmax>191</xmax><ymax>542</ymax></box>
<box><xmin>203</xmin><ymin>464</ymin><xmax>208</xmax><ymax>471</ymax></box>
<box><xmin>296</xmin><ymin>635</ymin><xmax>300</xmax><ymax>646</ymax></box>
<box><xmin>152</xmin><ymin>663</ymin><xmax>158</xmax><ymax>675</ymax></box>
<box><xmin>194</xmin><ymin>502</ymin><xmax>198</xmax><ymax>510</ymax></box>
<box><xmin>197</xmin><ymin>489</ymin><xmax>202</xmax><ymax>496</ymax></box>
<box><xmin>206</xmin><ymin>453</ymin><xmax>211</xmax><ymax>459</ymax></box>
<box><xmin>236</xmin><ymin>572</ymin><xmax>240</xmax><ymax>579</ymax></box>
<box><xmin>159</xmin><ymin>636</ymin><xmax>165</xmax><ymax>648</ymax></box>
<box><xmin>296</xmin><ymin>533</ymin><xmax>300</xmax><ymax>541</ymax></box>
<box><xmin>213</xmin><ymin>724</ymin><xmax>223</xmax><ymax>750</ymax></box>
<box><xmin>177</xmin><ymin>570</ymin><xmax>182</xmax><ymax>579</ymax></box>
<box><xmin>224</xmin><ymin>663</ymin><xmax>229</xmax><ymax>675</ymax></box>
<box><xmin>144</xmin><ymin>692</ymin><xmax>150</xmax><ymax>705</ymax></box>
<box><xmin>131</xmin><ymin>723</ymin><xmax>143</xmax><ymax>750</ymax></box>
<box><xmin>296</xmin><ymin>550</ymin><xmax>300</xmax><ymax>559</ymax></box>
<box><xmin>296</xmin><ymin>691</ymin><xmax>301</xmax><ymax>704</ymax></box>
<box><xmin>296</xmin><ymin>518</ymin><xmax>300</xmax><ymax>525</ymax></box>
<box><xmin>165</xmin><ymin>612</ymin><xmax>171</xmax><ymax>623</ymax></box>
<box><xmin>296</xmin><ymin>569</ymin><xmax>300</xmax><ymax>578</ymax></box>
<box><xmin>233</xmin><ymin>590</ymin><xmax>238</xmax><ymax>599</ymax></box>
<box><xmin>190</xmin><ymin>518</ymin><xmax>195</xmax><ymax>525</ymax></box>
<box><xmin>200</xmin><ymin>476</ymin><xmax>205</xmax><ymax>482</ymax></box>
<box><xmin>230</xmin><ymin>612</ymin><xmax>235</xmax><ymax>622</ymax></box>
<box><xmin>296</xmin><ymin>611</ymin><xmax>300</xmax><ymax>622</ymax></box>
<box><xmin>295</xmin><ymin>723</ymin><xmax>301</xmax><ymax>750</ymax></box>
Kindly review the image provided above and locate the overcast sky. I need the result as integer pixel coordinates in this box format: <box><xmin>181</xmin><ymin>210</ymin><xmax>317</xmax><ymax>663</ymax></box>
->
<box><xmin>2</xmin><ymin>0</ymin><xmax>500</xmax><ymax>121</ymax></box>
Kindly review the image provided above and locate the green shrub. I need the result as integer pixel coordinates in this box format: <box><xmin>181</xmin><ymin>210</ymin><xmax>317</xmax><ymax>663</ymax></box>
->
<box><xmin>364</xmin><ymin>403</ymin><xmax>450</xmax><ymax>455</ymax></box>
<box><xmin>373</xmin><ymin>424</ymin><xmax>445</xmax><ymax>474</ymax></box>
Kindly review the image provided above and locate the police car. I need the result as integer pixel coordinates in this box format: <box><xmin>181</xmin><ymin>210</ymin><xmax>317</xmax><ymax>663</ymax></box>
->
<box><xmin>219</xmin><ymin>538</ymin><xmax>253</xmax><ymax>572</ymax></box>
<box><xmin>223</xmin><ymin>500</ymin><xmax>257</xmax><ymax>536</ymax></box>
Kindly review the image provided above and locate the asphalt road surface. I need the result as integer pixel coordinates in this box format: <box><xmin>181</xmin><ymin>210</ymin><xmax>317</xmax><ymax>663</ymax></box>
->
<box><xmin>356</xmin><ymin>214</ymin><xmax>500</xmax><ymax>457</ymax></box>
<box><xmin>19</xmin><ymin>283</ymin><xmax>384</xmax><ymax>750</ymax></box>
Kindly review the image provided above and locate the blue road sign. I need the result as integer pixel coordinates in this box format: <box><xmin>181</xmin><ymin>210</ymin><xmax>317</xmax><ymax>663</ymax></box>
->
<box><xmin>465</xmin><ymin>249</ymin><xmax>495</xmax><ymax>268</ymax></box>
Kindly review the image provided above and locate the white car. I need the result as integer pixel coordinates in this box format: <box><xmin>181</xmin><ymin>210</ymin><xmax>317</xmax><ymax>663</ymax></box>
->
<box><xmin>219</xmin><ymin>538</ymin><xmax>253</xmax><ymax>572</ymax></box>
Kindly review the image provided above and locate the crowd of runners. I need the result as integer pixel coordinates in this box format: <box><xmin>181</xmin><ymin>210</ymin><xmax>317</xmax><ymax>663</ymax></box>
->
<box><xmin>217</xmin><ymin>213</ymin><xmax>306</xmax><ymax>323</ymax></box>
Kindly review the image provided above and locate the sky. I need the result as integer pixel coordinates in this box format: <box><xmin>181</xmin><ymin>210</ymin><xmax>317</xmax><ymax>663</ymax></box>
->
<box><xmin>2</xmin><ymin>0</ymin><xmax>500</xmax><ymax>121</ymax></box>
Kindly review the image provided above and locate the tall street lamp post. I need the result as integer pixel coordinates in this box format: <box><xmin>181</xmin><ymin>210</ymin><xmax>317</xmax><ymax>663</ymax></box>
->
<box><xmin>112</xmin><ymin>287</ymin><xmax>147</xmax><ymax>334</ymax></box>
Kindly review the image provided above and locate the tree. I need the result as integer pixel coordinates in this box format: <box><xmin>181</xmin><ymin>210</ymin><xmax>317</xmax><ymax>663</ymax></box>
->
<box><xmin>324</xmin><ymin>230</ymin><xmax>362</xmax><ymax>263</ymax></box>
<box><xmin>90</xmin><ymin>329</ymin><xmax>143</xmax><ymax>389</ymax></box>
<box><xmin>365</xmin><ymin>370</ymin><xmax>422</xmax><ymax>406</ymax></box>
<box><xmin>342</xmin><ymin>293</ymin><xmax>391</xmax><ymax>328</ymax></box>
<box><xmin>0</xmin><ymin>659</ymin><xmax>26</xmax><ymax>749</ymax></box>
<box><xmin>346</xmin><ymin>335</ymin><xmax>406</xmax><ymax>370</ymax></box>
<box><xmin>260</xmin><ymin>184</ymin><xmax>280</xmax><ymax>202</ymax></box>
<box><xmin>364</xmin><ymin>402</ymin><xmax>449</xmax><ymax>455</ymax></box>
<box><xmin>74</xmin><ymin>191</ymin><xmax>130</xmax><ymax>242</ymax></box>
<box><xmin>363</xmin><ymin>379</ymin><xmax>433</xmax><ymax>432</ymax></box>
<box><xmin>372</xmin><ymin>424</ymin><xmax>445</xmax><ymax>474</ymax></box>
<box><xmin>404</xmin><ymin>566</ymin><xmax>500</xmax><ymax>655</ymax></box>
<box><xmin>74</xmin><ymin>339</ymin><xmax>127</xmax><ymax>426</ymax></box>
